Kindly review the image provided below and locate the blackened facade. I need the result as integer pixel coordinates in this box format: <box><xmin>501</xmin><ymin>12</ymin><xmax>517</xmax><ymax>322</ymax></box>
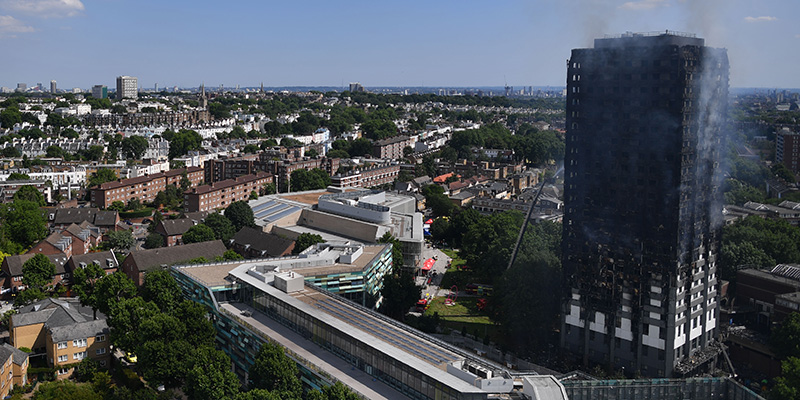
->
<box><xmin>561</xmin><ymin>32</ymin><xmax>728</xmax><ymax>377</ymax></box>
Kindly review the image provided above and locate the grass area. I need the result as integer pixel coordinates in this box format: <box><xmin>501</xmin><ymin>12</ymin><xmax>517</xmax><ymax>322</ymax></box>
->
<box><xmin>424</xmin><ymin>296</ymin><xmax>498</xmax><ymax>341</ymax></box>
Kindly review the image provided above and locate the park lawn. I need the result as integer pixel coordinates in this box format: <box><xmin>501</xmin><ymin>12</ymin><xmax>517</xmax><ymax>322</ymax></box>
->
<box><xmin>425</xmin><ymin>296</ymin><xmax>499</xmax><ymax>342</ymax></box>
<box><xmin>441</xmin><ymin>249</ymin><xmax>466</xmax><ymax>271</ymax></box>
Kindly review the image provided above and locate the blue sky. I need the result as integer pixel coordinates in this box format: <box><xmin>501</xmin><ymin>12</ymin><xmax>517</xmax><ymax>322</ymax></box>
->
<box><xmin>0</xmin><ymin>0</ymin><xmax>798</xmax><ymax>89</ymax></box>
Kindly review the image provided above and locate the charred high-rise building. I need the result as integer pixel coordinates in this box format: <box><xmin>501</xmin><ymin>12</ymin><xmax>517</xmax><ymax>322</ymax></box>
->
<box><xmin>561</xmin><ymin>32</ymin><xmax>728</xmax><ymax>377</ymax></box>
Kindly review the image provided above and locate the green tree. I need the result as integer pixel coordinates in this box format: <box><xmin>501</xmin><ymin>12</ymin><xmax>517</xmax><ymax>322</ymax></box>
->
<box><xmin>261</xmin><ymin>182</ymin><xmax>277</xmax><ymax>195</ymax></box>
<box><xmin>248</xmin><ymin>342</ymin><xmax>302</xmax><ymax>399</ymax></box>
<box><xmin>6</xmin><ymin>172</ymin><xmax>30</xmax><ymax>180</ymax></box>
<box><xmin>771</xmin><ymin>356</ymin><xmax>800</xmax><ymax>400</ymax></box>
<box><xmin>721</xmin><ymin>215</ymin><xmax>800</xmax><ymax>281</ymax></box>
<box><xmin>31</xmin><ymin>379</ymin><xmax>103</xmax><ymax>400</ymax></box>
<box><xmin>496</xmin><ymin>250</ymin><xmax>561</xmax><ymax>351</ymax></box>
<box><xmin>22</xmin><ymin>253</ymin><xmax>56</xmax><ymax>291</ymax></box>
<box><xmin>204</xmin><ymin>212</ymin><xmax>236</xmax><ymax>241</ymax></box>
<box><xmin>140</xmin><ymin>269</ymin><xmax>182</xmax><ymax>314</ymax></box>
<box><xmin>107</xmin><ymin>296</ymin><xmax>159</xmax><ymax>351</ymax></box>
<box><xmin>108</xmin><ymin>201</ymin><xmax>125</xmax><ymax>212</ymax></box>
<box><xmin>327</xmin><ymin>149</ymin><xmax>349</xmax><ymax>159</ymax></box>
<box><xmin>348</xmin><ymin>138</ymin><xmax>373</xmax><ymax>157</ymax></box>
<box><xmin>45</xmin><ymin>145</ymin><xmax>65</xmax><ymax>158</ymax></box>
<box><xmin>184</xmin><ymin>347</ymin><xmax>241</xmax><ymax>400</ymax></box>
<box><xmin>121</xmin><ymin>135</ymin><xmax>149</xmax><ymax>160</ymax></box>
<box><xmin>244</xmin><ymin>144</ymin><xmax>260</xmax><ymax>154</ymax></box>
<box><xmin>94</xmin><ymin>271</ymin><xmax>138</xmax><ymax>316</ymax></box>
<box><xmin>1</xmin><ymin>199</ymin><xmax>48</xmax><ymax>253</ymax></box>
<box><xmin>379</xmin><ymin>270</ymin><xmax>420</xmax><ymax>321</ymax></box>
<box><xmin>0</xmin><ymin>106</ymin><xmax>22</xmax><ymax>129</ymax></box>
<box><xmin>182</xmin><ymin>224</ymin><xmax>216</xmax><ymax>244</ymax></box>
<box><xmin>106</xmin><ymin>230</ymin><xmax>135</xmax><ymax>251</ymax></box>
<box><xmin>143</xmin><ymin>233</ymin><xmax>164</xmax><ymax>249</ymax></box>
<box><xmin>322</xmin><ymin>381</ymin><xmax>361</xmax><ymax>400</ymax></box>
<box><xmin>773</xmin><ymin>312</ymin><xmax>800</xmax><ymax>360</ymax></box>
<box><xmin>167</xmin><ymin>129</ymin><xmax>203</xmax><ymax>159</ymax></box>
<box><xmin>290</xmin><ymin>168</ymin><xmax>331</xmax><ymax>191</ymax></box>
<box><xmin>217</xmin><ymin>249</ymin><xmax>244</xmax><ymax>261</ymax></box>
<box><xmin>137</xmin><ymin>312</ymin><xmax>194</xmax><ymax>387</ymax></box>
<box><xmin>88</xmin><ymin>168</ymin><xmax>118</xmax><ymax>188</ymax></box>
<box><xmin>12</xmin><ymin>185</ymin><xmax>45</xmax><ymax>206</ymax></box>
<box><xmin>378</xmin><ymin>232</ymin><xmax>404</xmax><ymax>268</ymax></box>
<box><xmin>71</xmin><ymin>263</ymin><xmax>107</xmax><ymax>319</ymax></box>
<box><xmin>1</xmin><ymin>147</ymin><xmax>20</xmax><ymax>157</ymax></box>
<box><xmin>225</xmin><ymin>201</ymin><xmax>255</xmax><ymax>231</ymax></box>
<box><xmin>292</xmin><ymin>233</ymin><xmax>324</xmax><ymax>254</ymax></box>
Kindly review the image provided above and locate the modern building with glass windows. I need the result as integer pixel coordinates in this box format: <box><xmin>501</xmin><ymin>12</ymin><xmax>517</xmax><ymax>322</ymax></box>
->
<box><xmin>172</xmin><ymin>245</ymin><xmax>518</xmax><ymax>400</ymax></box>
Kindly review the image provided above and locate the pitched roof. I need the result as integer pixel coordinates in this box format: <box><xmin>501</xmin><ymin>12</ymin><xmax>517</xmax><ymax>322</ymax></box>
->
<box><xmin>232</xmin><ymin>227</ymin><xmax>295</xmax><ymax>257</ymax></box>
<box><xmin>0</xmin><ymin>344</ymin><xmax>14</xmax><ymax>367</ymax></box>
<box><xmin>3</xmin><ymin>253</ymin><xmax>69</xmax><ymax>277</ymax></box>
<box><xmin>50</xmin><ymin>319</ymin><xmax>109</xmax><ymax>342</ymax></box>
<box><xmin>63</xmin><ymin>223</ymin><xmax>92</xmax><ymax>242</ymax></box>
<box><xmin>4</xmin><ymin>343</ymin><xmax>28</xmax><ymax>366</ymax></box>
<box><xmin>11</xmin><ymin>297</ymin><xmax>101</xmax><ymax>331</ymax></box>
<box><xmin>126</xmin><ymin>240</ymin><xmax>227</xmax><ymax>272</ymax></box>
<box><xmin>158</xmin><ymin>218</ymin><xmax>199</xmax><ymax>236</ymax></box>
<box><xmin>68</xmin><ymin>251</ymin><xmax>118</xmax><ymax>271</ymax></box>
<box><xmin>53</xmin><ymin>208</ymin><xmax>118</xmax><ymax>227</ymax></box>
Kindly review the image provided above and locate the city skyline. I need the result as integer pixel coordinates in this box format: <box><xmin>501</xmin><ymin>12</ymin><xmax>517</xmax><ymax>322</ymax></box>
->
<box><xmin>0</xmin><ymin>0</ymin><xmax>797</xmax><ymax>90</ymax></box>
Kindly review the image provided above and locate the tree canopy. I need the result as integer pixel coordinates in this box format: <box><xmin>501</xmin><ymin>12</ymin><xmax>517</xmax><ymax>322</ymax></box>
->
<box><xmin>12</xmin><ymin>185</ymin><xmax>45</xmax><ymax>206</ymax></box>
<box><xmin>225</xmin><ymin>201</ymin><xmax>255</xmax><ymax>232</ymax></box>
<box><xmin>88</xmin><ymin>168</ymin><xmax>118</xmax><ymax>188</ymax></box>
<box><xmin>290</xmin><ymin>168</ymin><xmax>331</xmax><ymax>192</ymax></box>
<box><xmin>292</xmin><ymin>233</ymin><xmax>325</xmax><ymax>254</ymax></box>
<box><xmin>182</xmin><ymin>224</ymin><xmax>216</xmax><ymax>244</ymax></box>
<box><xmin>22</xmin><ymin>254</ymin><xmax>56</xmax><ymax>291</ymax></box>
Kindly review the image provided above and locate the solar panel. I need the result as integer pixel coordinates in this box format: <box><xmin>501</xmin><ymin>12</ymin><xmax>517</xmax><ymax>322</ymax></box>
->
<box><xmin>262</xmin><ymin>207</ymin><xmax>300</xmax><ymax>223</ymax></box>
<box><xmin>251</xmin><ymin>200</ymin><xmax>277</xmax><ymax>213</ymax></box>
<box><xmin>314</xmin><ymin>298</ymin><xmax>455</xmax><ymax>365</ymax></box>
<box><xmin>255</xmin><ymin>203</ymin><xmax>289</xmax><ymax>219</ymax></box>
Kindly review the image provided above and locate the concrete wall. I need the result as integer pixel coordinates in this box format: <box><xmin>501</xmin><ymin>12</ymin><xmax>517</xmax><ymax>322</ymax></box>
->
<box><xmin>298</xmin><ymin>209</ymin><xmax>382</xmax><ymax>242</ymax></box>
<box><xmin>318</xmin><ymin>197</ymin><xmax>391</xmax><ymax>224</ymax></box>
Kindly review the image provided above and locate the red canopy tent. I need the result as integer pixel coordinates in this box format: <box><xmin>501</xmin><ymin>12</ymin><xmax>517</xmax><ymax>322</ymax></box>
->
<box><xmin>421</xmin><ymin>258</ymin><xmax>435</xmax><ymax>271</ymax></box>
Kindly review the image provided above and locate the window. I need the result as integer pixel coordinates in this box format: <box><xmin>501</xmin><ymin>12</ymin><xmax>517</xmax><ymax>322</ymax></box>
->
<box><xmin>73</xmin><ymin>352</ymin><xmax>86</xmax><ymax>360</ymax></box>
<box><xmin>57</xmin><ymin>342</ymin><xmax>68</xmax><ymax>349</ymax></box>
<box><xmin>58</xmin><ymin>368</ymin><xmax>70</xmax><ymax>375</ymax></box>
<box><xmin>73</xmin><ymin>339</ymin><xmax>87</xmax><ymax>348</ymax></box>
<box><xmin>96</xmin><ymin>348</ymin><xmax>106</xmax><ymax>355</ymax></box>
<box><xmin>57</xmin><ymin>355</ymin><xmax>68</xmax><ymax>363</ymax></box>
<box><xmin>96</xmin><ymin>334</ymin><xmax>105</xmax><ymax>342</ymax></box>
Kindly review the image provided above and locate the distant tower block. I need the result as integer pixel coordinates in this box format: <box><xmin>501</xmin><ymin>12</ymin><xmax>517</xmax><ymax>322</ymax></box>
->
<box><xmin>561</xmin><ymin>32</ymin><xmax>729</xmax><ymax>377</ymax></box>
<box><xmin>349</xmin><ymin>82</ymin><xmax>364</xmax><ymax>92</ymax></box>
<box><xmin>116</xmin><ymin>75</ymin><xmax>138</xmax><ymax>100</ymax></box>
<box><xmin>50</xmin><ymin>80</ymin><xmax>57</xmax><ymax>94</ymax></box>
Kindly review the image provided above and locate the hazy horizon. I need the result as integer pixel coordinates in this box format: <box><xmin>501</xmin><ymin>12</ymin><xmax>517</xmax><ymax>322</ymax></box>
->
<box><xmin>1</xmin><ymin>0</ymin><xmax>798</xmax><ymax>90</ymax></box>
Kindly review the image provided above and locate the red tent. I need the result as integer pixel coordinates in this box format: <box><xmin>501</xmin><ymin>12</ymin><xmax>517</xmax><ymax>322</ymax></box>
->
<box><xmin>421</xmin><ymin>258</ymin><xmax>435</xmax><ymax>271</ymax></box>
<box><xmin>425</xmin><ymin>218</ymin><xmax>434</xmax><ymax>225</ymax></box>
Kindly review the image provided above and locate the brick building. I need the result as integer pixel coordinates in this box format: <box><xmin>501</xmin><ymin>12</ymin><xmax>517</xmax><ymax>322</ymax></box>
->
<box><xmin>372</xmin><ymin>135</ymin><xmax>413</xmax><ymax>159</ymax></box>
<box><xmin>90</xmin><ymin>167</ymin><xmax>204</xmax><ymax>209</ymax></box>
<box><xmin>331</xmin><ymin>163</ymin><xmax>400</xmax><ymax>189</ymax></box>
<box><xmin>776</xmin><ymin>127</ymin><xmax>800</xmax><ymax>174</ymax></box>
<box><xmin>184</xmin><ymin>172</ymin><xmax>273</xmax><ymax>213</ymax></box>
<box><xmin>204</xmin><ymin>151</ymin><xmax>339</xmax><ymax>192</ymax></box>
<box><xmin>10</xmin><ymin>298</ymin><xmax>109</xmax><ymax>379</ymax></box>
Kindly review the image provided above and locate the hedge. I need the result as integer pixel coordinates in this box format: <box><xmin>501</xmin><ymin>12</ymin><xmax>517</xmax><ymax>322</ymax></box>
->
<box><xmin>119</xmin><ymin>208</ymin><xmax>154</xmax><ymax>219</ymax></box>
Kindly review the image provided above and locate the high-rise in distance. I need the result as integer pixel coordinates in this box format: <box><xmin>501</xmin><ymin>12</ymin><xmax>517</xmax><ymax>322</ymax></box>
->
<box><xmin>561</xmin><ymin>32</ymin><xmax>729</xmax><ymax>377</ymax></box>
<box><xmin>116</xmin><ymin>75</ymin><xmax>138</xmax><ymax>100</ymax></box>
